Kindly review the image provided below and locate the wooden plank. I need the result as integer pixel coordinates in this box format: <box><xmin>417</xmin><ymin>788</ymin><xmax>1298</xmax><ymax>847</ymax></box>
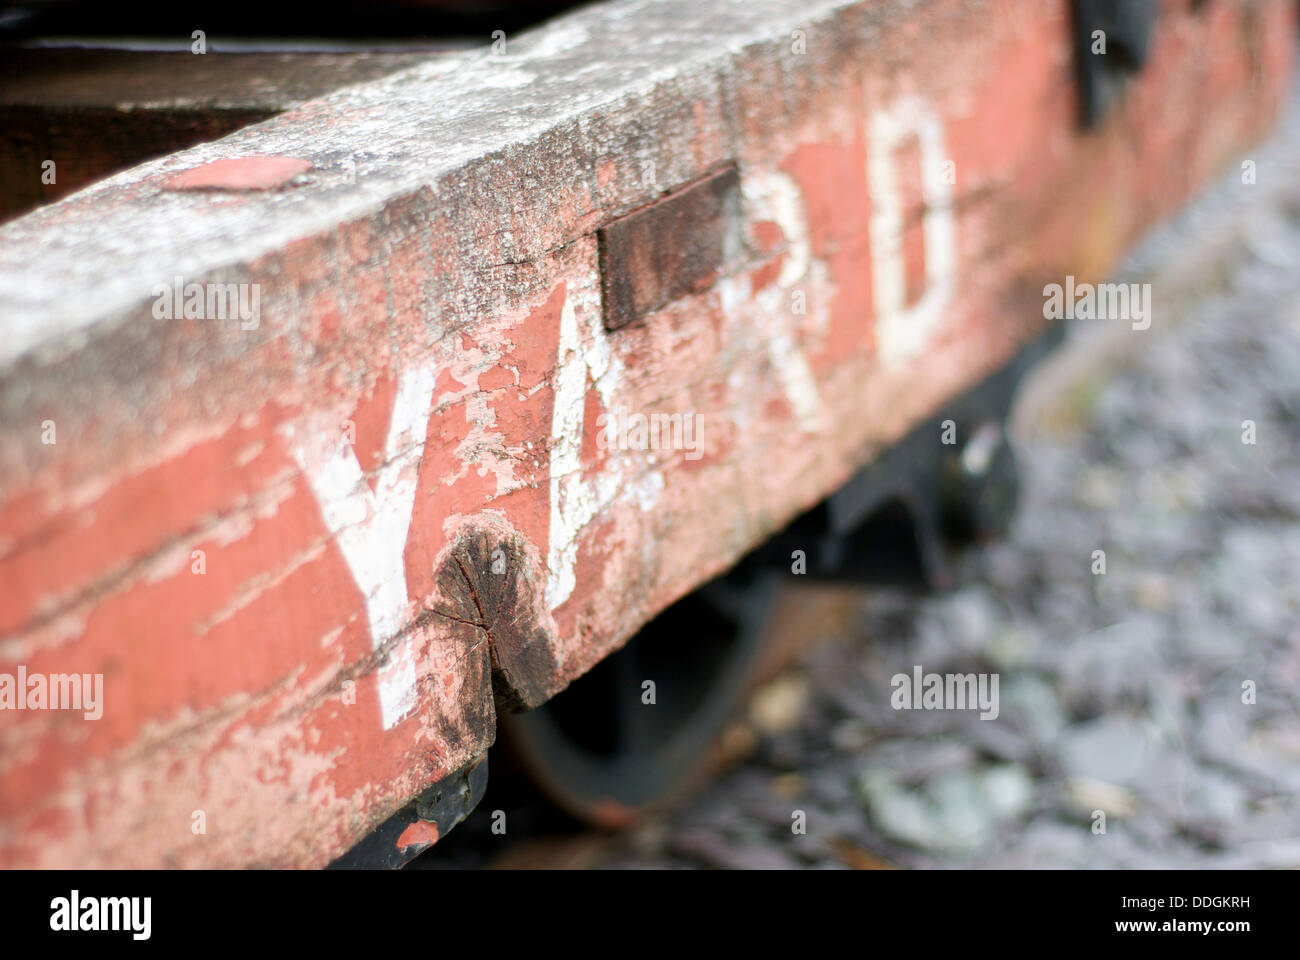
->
<box><xmin>0</xmin><ymin>0</ymin><xmax>1292</xmax><ymax>867</ymax></box>
<box><xmin>0</xmin><ymin>49</ymin><xmax>435</xmax><ymax>219</ymax></box>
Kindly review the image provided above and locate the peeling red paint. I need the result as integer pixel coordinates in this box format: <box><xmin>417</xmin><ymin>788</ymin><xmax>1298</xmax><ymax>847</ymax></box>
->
<box><xmin>167</xmin><ymin>156</ymin><xmax>313</xmax><ymax>191</ymax></box>
<box><xmin>396</xmin><ymin>819</ymin><xmax>440</xmax><ymax>850</ymax></box>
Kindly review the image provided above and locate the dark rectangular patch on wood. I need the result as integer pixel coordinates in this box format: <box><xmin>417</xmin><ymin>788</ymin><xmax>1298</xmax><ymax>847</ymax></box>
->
<box><xmin>598</xmin><ymin>165</ymin><xmax>739</xmax><ymax>331</ymax></box>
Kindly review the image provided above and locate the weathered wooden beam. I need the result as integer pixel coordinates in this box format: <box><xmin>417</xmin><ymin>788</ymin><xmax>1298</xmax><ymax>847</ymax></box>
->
<box><xmin>0</xmin><ymin>48</ymin><xmax>440</xmax><ymax>220</ymax></box>
<box><xmin>0</xmin><ymin>0</ymin><xmax>1292</xmax><ymax>867</ymax></box>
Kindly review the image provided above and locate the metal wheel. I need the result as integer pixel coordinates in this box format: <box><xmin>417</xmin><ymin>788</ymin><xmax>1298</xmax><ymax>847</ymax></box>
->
<box><xmin>501</xmin><ymin>572</ymin><xmax>775</xmax><ymax>826</ymax></box>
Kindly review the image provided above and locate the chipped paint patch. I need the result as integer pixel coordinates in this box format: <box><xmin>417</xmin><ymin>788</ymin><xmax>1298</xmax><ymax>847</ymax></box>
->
<box><xmin>396</xmin><ymin>819</ymin><xmax>439</xmax><ymax>851</ymax></box>
<box><xmin>167</xmin><ymin>156</ymin><xmax>313</xmax><ymax>191</ymax></box>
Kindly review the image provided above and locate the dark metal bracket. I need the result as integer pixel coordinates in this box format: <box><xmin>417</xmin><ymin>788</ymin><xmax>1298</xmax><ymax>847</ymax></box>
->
<box><xmin>1072</xmin><ymin>0</ymin><xmax>1158</xmax><ymax>127</ymax></box>
<box><xmin>328</xmin><ymin>754</ymin><xmax>489</xmax><ymax>869</ymax></box>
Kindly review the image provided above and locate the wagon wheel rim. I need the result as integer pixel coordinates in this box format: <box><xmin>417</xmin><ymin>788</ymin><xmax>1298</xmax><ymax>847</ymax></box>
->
<box><xmin>501</xmin><ymin>572</ymin><xmax>776</xmax><ymax>826</ymax></box>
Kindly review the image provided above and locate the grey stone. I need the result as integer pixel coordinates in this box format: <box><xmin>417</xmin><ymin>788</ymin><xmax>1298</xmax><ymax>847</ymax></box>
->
<box><xmin>1058</xmin><ymin>716</ymin><xmax>1156</xmax><ymax>787</ymax></box>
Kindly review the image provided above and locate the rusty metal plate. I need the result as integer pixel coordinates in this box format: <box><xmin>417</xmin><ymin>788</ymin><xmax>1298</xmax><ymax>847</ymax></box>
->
<box><xmin>598</xmin><ymin>165</ymin><xmax>739</xmax><ymax>330</ymax></box>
